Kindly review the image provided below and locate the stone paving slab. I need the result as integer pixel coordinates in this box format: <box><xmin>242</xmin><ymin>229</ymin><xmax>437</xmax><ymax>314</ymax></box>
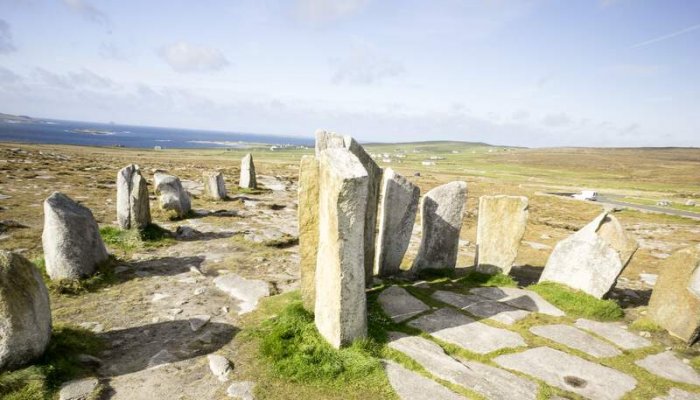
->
<box><xmin>653</xmin><ymin>388</ymin><xmax>700</xmax><ymax>400</ymax></box>
<box><xmin>378</xmin><ymin>286</ymin><xmax>430</xmax><ymax>323</ymax></box>
<box><xmin>494</xmin><ymin>346</ymin><xmax>637</xmax><ymax>400</ymax></box>
<box><xmin>382</xmin><ymin>359</ymin><xmax>467</xmax><ymax>400</ymax></box>
<box><xmin>574</xmin><ymin>318</ymin><xmax>652</xmax><ymax>350</ymax></box>
<box><xmin>432</xmin><ymin>290</ymin><xmax>530</xmax><ymax>325</ymax></box>
<box><xmin>529</xmin><ymin>324</ymin><xmax>621</xmax><ymax>358</ymax></box>
<box><xmin>636</xmin><ymin>351</ymin><xmax>700</xmax><ymax>385</ymax></box>
<box><xmin>469</xmin><ymin>287</ymin><xmax>565</xmax><ymax>317</ymax></box>
<box><xmin>388</xmin><ymin>332</ymin><xmax>538</xmax><ymax>400</ymax></box>
<box><xmin>408</xmin><ymin>308</ymin><xmax>526</xmax><ymax>354</ymax></box>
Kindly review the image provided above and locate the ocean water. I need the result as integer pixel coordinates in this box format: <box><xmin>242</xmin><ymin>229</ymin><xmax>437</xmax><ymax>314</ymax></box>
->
<box><xmin>0</xmin><ymin>118</ymin><xmax>313</xmax><ymax>149</ymax></box>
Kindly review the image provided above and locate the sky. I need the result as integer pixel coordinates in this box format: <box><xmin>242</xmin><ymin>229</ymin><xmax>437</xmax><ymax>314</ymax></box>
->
<box><xmin>0</xmin><ymin>0</ymin><xmax>699</xmax><ymax>147</ymax></box>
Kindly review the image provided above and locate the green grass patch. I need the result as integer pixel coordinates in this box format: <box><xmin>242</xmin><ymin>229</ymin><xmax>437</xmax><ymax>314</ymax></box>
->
<box><xmin>100</xmin><ymin>223</ymin><xmax>174</xmax><ymax>254</ymax></box>
<box><xmin>263</xmin><ymin>234</ymin><xmax>299</xmax><ymax>249</ymax></box>
<box><xmin>528</xmin><ymin>282</ymin><xmax>623</xmax><ymax>321</ymax></box>
<box><xmin>629</xmin><ymin>317</ymin><xmax>665</xmax><ymax>333</ymax></box>
<box><xmin>34</xmin><ymin>256</ymin><xmax>119</xmax><ymax>295</ymax></box>
<box><xmin>458</xmin><ymin>271</ymin><xmax>518</xmax><ymax>288</ymax></box>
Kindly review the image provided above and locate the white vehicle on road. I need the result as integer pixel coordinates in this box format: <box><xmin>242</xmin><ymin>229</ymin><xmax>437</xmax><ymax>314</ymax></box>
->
<box><xmin>572</xmin><ymin>190</ymin><xmax>599</xmax><ymax>201</ymax></box>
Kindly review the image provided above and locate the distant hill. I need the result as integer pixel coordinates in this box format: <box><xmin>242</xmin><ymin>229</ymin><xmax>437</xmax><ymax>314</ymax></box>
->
<box><xmin>363</xmin><ymin>140</ymin><xmax>517</xmax><ymax>153</ymax></box>
<box><xmin>0</xmin><ymin>112</ymin><xmax>35</xmax><ymax>123</ymax></box>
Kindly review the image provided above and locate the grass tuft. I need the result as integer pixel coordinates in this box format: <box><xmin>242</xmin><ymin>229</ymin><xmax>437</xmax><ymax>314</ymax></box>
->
<box><xmin>528</xmin><ymin>282</ymin><xmax>623</xmax><ymax>321</ymax></box>
<box><xmin>100</xmin><ymin>223</ymin><xmax>174</xmax><ymax>254</ymax></box>
<box><xmin>35</xmin><ymin>256</ymin><xmax>119</xmax><ymax>295</ymax></box>
<box><xmin>629</xmin><ymin>317</ymin><xmax>664</xmax><ymax>333</ymax></box>
<box><xmin>459</xmin><ymin>271</ymin><xmax>518</xmax><ymax>288</ymax></box>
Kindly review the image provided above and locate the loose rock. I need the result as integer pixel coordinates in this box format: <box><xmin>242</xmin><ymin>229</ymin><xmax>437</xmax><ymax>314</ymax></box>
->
<box><xmin>207</xmin><ymin>354</ymin><xmax>232</xmax><ymax>382</ymax></box>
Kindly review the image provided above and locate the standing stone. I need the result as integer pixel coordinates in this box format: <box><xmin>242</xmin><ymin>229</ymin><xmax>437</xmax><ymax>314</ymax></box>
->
<box><xmin>648</xmin><ymin>244</ymin><xmax>700</xmax><ymax>343</ymax></box>
<box><xmin>374</xmin><ymin>168</ymin><xmax>419</xmax><ymax>276</ymax></box>
<box><xmin>314</xmin><ymin>148</ymin><xmax>368</xmax><ymax>348</ymax></box>
<box><xmin>539</xmin><ymin>212</ymin><xmax>638</xmax><ymax>298</ymax></box>
<box><xmin>116</xmin><ymin>164</ymin><xmax>151</xmax><ymax>229</ymax></box>
<box><xmin>239</xmin><ymin>153</ymin><xmax>257</xmax><ymax>189</ymax></box>
<box><xmin>42</xmin><ymin>192</ymin><xmax>109</xmax><ymax>280</ymax></box>
<box><xmin>475</xmin><ymin>195</ymin><xmax>528</xmax><ymax>275</ymax></box>
<box><xmin>298</xmin><ymin>156</ymin><xmax>320</xmax><ymax>312</ymax></box>
<box><xmin>315</xmin><ymin>130</ymin><xmax>382</xmax><ymax>286</ymax></box>
<box><xmin>203</xmin><ymin>171</ymin><xmax>227</xmax><ymax>201</ymax></box>
<box><xmin>411</xmin><ymin>181</ymin><xmax>468</xmax><ymax>272</ymax></box>
<box><xmin>154</xmin><ymin>173</ymin><xmax>191</xmax><ymax>218</ymax></box>
<box><xmin>0</xmin><ymin>251</ymin><xmax>51</xmax><ymax>370</ymax></box>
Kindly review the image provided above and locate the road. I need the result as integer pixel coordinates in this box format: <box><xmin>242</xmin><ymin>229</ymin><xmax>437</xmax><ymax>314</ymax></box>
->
<box><xmin>596</xmin><ymin>195</ymin><xmax>700</xmax><ymax>220</ymax></box>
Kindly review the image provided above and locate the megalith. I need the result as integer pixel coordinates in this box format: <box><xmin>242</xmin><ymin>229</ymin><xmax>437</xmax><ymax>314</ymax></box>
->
<box><xmin>475</xmin><ymin>195</ymin><xmax>528</xmax><ymax>275</ymax></box>
<box><xmin>539</xmin><ymin>211</ymin><xmax>638</xmax><ymax>298</ymax></box>
<box><xmin>239</xmin><ymin>153</ymin><xmax>257</xmax><ymax>189</ymax></box>
<box><xmin>204</xmin><ymin>171</ymin><xmax>227</xmax><ymax>201</ymax></box>
<box><xmin>42</xmin><ymin>192</ymin><xmax>109</xmax><ymax>280</ymax></box>
<box><xmin>314</xmin><ymin>148</ymin><xmax>369</xmax><ymax>348</ymax></box>
<box><xmin>298</xmin><ymin>155</ymin><xmax>320</xmax><ymax>312</ymax></box>
<box><xmin>154</xmin><ymin>173</ymin><xmax>191</xmax><ymax>218</ymax></box>
<box><xmin>411</xmin><ymin>181</ymin><xmax>467</xmax><ymax>272</ymax></box>
<box><xmin>116</xmin><ymin>164</ymin><xmax>151</xmax><ymax>229</ymax></box>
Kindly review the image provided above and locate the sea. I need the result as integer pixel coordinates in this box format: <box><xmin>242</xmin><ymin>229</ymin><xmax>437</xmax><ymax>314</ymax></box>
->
<box><xmin>0</xmin><ymin>117</ymin><xmax>314</xmax><ymax>149</ymax></box>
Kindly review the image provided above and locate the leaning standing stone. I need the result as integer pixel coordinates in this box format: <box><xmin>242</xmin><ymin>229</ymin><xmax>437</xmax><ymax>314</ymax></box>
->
<box><xmin>475</xmin><ymin>195</ymin><xmax>528</xmax><ymax>275</ymax></box>
<box><xmin>203</xmin><ymin>171</ymin><xmax>227</xmax><ymax>200</ymax></box>
<box><xmin>648</xmin><ymin>244</ymin><xmax>700</xmax><ymax>343</ymax></box>
<box><xmin>0</xmin><ymin>251</ymin><xmax>51</xmax><ymax>371</ymax></box>
<box><xmin>374</xmin><ymin>168</ymin><xmax>419</xmax><ymax>276</ymax></box>
<box><xmin>298</xmin><ymin>155</ymin><xmax>320</xmax><ymax>312</ymax></box>
<box><xmin>116</xmin><ymin>164</ymin><xmax>151</xmax><ymax>229</ymax></box>
<box><xmin>42</xmin><ymin>192</ymin><xmax>109</xmax><ymax>280</ymax></box>
<box><xmin>314</xmin><ymin>148</ymin><xmax>368</xmax><ymax>348</ymax></box>
<box><xmin>239</xmin><ymin>153</ymin><xmax>257</xmax><ymax>189</ymax></box>
<box><xmin>154</xmin><ymin>173</ymin><xmax>191</xmax><ymax>218</ymax></box>
<box><xmin>411</xmin><ymin>181</ymin><xmax>468</xmax><ymax>272</ymax></box>
<box><xmin>539</xmin><ymin>212</ymin><xmax>638</xmax><ymax>298</ymax></box>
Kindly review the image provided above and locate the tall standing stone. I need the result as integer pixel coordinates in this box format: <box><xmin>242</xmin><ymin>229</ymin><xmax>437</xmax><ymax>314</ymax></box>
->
<box><xmin>116</xmin><ymin>164</ymin><xmax>151</xmax><ymax>229</ymax></box>
<box><xmin>315</xmin><ymin>129</ymin><xmax>382</xmax><ymax>285</ymax></box>
<box><xmin>374</xmin><ymin>168</ymin><xmax>419</xmax><ymax>276</ymax></box>
<box><xmin>648</xmin><ymin>244</ymin><xmax>700</xmax><ymax>343</ymax></box>
<box><xmin>475</xmin><ymin>195</ymin><xmax>528</xmax><ymax>275</ymax></box>
<box><xmin>239</xmin><ymin>153</ymin><xmax>257</xmax><ymax>189</ymax></box>
<box><xmin>203</xmin><ymin>171</ymin><xmax>227</xmax><ymax>201</ymax></box>
<box><xmin>42</xmin><ymin>192</ymin><xmax>109</xmax><ymax>280</ymax></box>
<box><xmin>298</xmin><ymin>155</ymin><xmax>320</xmax><ymax>312</ymax></box>
<box><xmin>315</xmin><ymin>148</ymin><xmax>369</xmax><ymax>348</ymax></box>
<box><xmin>154</xmin><ymin>173</ymin><xmax>191</xmax><ymax>218</ymax></box>
<box><xmin>0</xmin><ymin>251</ymin><xmax>51</xmax><ymax>371</ymax></box>
<box><xmin>411</xmin><ymin>181</ymin><xmax>467</xmax><ymax>272</ymax></box>
<box><xmin>539</xmin><ymin>212</ymin><xmax>638</xmax><ymax>298</ymax></box>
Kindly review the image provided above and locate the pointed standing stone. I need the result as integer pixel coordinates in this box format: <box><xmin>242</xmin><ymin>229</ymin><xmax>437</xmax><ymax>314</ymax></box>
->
<box><xmin>374</xmin><ymin>168</ymin><xmax>419</xmax><ymax>276</ymax></box>
<box><xmin>203</xmin><ymin>171</ymin><xmax>227</xmax><ymax>200</ymax></box>
<box><xmin>475</xmin><ymin>195</ymin><xmax>528</xmax><ymax>275</ymax></box>
<box><xmin>42</xmin><ymin>192</ymin><xmax>109</xmax><ymax>280</ymax></box>
<box><xmin>298</xmin><ymin>155</ymin><xmax>320</xmax><ymax>311</ymax></box>
<box><xmin>116</xmin><ymin>164</ymin><xmax>151</xmax><ymax>229</ymax></box>
<box><xmin>412</xmin><ymin>181</ymin><xmax>467</xmax><ymax>272</ymax></box>
<box><xmin>239</xmin><ymin>153</ymin><xmax>257</xmax><ymax>189</ymax></box>
<box><xmin>314</xmin><ymin>148</ymin><xmax>369</xmax><ymax>348</ymax></box>
<box><xmin>154</xmin><ymin>173</ymin><xmax>191</xmax><ymax>218</ymax></box>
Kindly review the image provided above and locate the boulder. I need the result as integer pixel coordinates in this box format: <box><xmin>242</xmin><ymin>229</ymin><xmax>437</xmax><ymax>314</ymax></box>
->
<box><xmin>154</xmin><ymin>173</ymin><xmax>191</xmax><ymax>218</ymax></box>
<box><xmin>648</xmin><ymin>244</ymin><xmax>700</xmax><ymax>343</ymax></box>
<box><xmin>314</xmin><ymin>148</ymin><xmax>368</xmax><ymax>348</ymax></box>
<box><xmin>297</xmin><ymin>155</ymin><xmax>320</xmax><ymax>311</ymax></box>
<box><xmin>0</xmin><ymin>251</ymin><xmax>51</xmax><ymax>370</ymax></box>
<box><xmin>539</xmin><ymin>212</ymin><xmax>638</xmax><ymax>298</ymax></box>
<box><xmin>42</xmin><ymin>192</ymin><xmax>109</xmax><ymax>280</ymax></box>
<box><xmin>374</xmin><ymin>168</ymin><xmax>419</xmax><ymax>277</ymax></box>
<box><xmin>203</xmin><ymin>171</ymin><xmax>227</xmax><ymax>200</ymax></box>
<box><xmin>411</xmin><ymin>181</ymin><xmax>468</xmax><ymax>272</ymax></box>
<box><xmin>475</xmin><ymin>195</ymin><xmax>528</xmax><ymax>275</ymax></box>
<box><xmin>116</xmin><ymin>164</ymin><xmax>151</xmax><ymax>229</ymax></box>
<box><xmin>239</xmin><ymin>153</ymin><xmax>257</xmax><ymax>189</ymax></box>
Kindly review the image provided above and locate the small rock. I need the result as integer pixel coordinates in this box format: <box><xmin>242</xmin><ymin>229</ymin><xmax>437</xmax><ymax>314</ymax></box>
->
<box><xmin>208</xmin><ymin>354</ymin><xmax>232</xmax><ymax>382</ymax></box>
<box><xmin>193</xmin><ymin>287</ymin><xmax>207</xmax><ymax>296</ymax></box>
<box><xmin>227</xmin><ymin>381</ymin><xmax>255</xmax><ymax>399</ymax></box>
<box><xmin>168</xmin><ymin>308</ymin><xmax>183</xmax><ymax>315</ymax></box>
<box><xmin>59</xmin><ymin>377</ymin><xmax>99</xmax><ymax>400</ymax></box>
<box><xmin>189</xmin><ymin>315</ymin><xmax>211</xmax><ymax>332</ymax></box>
<box><xmin>151</xmin><ymin>293</ymin><xmax>170</xmax><ymax>302</ymax></box>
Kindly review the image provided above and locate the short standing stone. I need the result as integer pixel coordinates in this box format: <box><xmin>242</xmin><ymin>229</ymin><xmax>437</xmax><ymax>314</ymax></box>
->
<box><xmin>529</xmin><ymin>324</ymin><xmax>621</xmax><ymax>358</ymax></box>
<box><xmin>635</xmin><ymin>351</ymin><xmax>700</xmax><ymax>385</ymax></box>
<box><xmin>0</xmin><ymin>251</ymin><xmax>52</xmax><ymax>370</ymax></box>
<box><xmin>647</xmin><ymin>244</ymin><xmax>700</xmax><ymax>343</ymax></box>
<box><xmin>116</xmin><ymin>164</ymin><xmax>151</xmax><ymax>229</ymax></box>
<box><xmin>314</xmin><ymin>148</ymin><xmax>369</xmax><ymax>348</ymax></box>
<box><xmin>378</xmin><ymin>286</ymin><xmax>429</xmax><ymax>323</ymax></box>
<box><xmin>154</xmin><ymin>173</ymin><xmax>191</xmax><ymax>218</ymax></box>
<box><xmin>239</xmin><ymin>153</ymin><xmax>257</xmax><ymax>189</ymax></box>
<box><xmin>539</xmin><ymin>212</ymin><xmax>638</xmax><ymax>298</ymax></box>
<box><xmin>298</xmin><ymin>156</ymin><xmax>320</xmax><ymax>311</ymax></box>
<box><xmin>203</xmin><ymin>171</ymin><xmax>227</xmax><ymax>200</ymax></box>
<box><xmin>374</xmin><ymin>168</ymin><xmax>419</xmax><ymax>277</ymax></box>
<box><xmin>411</xmin><ymin>181</ymin><xmax>468</xmax><ymax>272</ymax></box>
<box><xmin>383</xmin><ymin>359</ymin><xmax>466</xmax><ymax>400</ymax></box>
<box><xmin>59</xmin><ymin>377</ymin><xmax>99</xmax><ymax>400</ymax></box>
<box><xmin>42</xmin><ymin>192</ymin><xmax>109</xmax><ymax>280</ymax></box>
<box><xmin>574</xmin><ymin>319</ymin><xmax>651</xmax><ymax>350</ymax></box>
<box><xmin>475</xmin><ymin>195</ymin><xmax>528</xmax><ymax>275</ymax></box>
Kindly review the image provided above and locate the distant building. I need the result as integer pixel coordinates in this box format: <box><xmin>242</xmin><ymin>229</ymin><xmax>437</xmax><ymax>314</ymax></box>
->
<box><xmin>421</xmin><ymin>160</ymin><xmax>436</xmax><ymax>166</ymax></box>
<box><xmin>154</xmin><ymin>145</ymin><xmax>162</xmax><ymax>151</ymax></box>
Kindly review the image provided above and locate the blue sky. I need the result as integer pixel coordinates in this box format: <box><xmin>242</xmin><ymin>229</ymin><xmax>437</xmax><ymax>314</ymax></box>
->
<box><xmin>0</xmin><ymin>0</ymin><xmax>698</xmax><ymax>147</ymax></box>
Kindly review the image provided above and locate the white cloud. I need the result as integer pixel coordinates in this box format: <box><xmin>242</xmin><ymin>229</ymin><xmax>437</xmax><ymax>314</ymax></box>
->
<box><xmin>295</xmin><ymin>0</ymin><xmax>369</xmax><ymax>24</ymax></box>
<box><xmin>0</xmin><ymin>19</ymin><xmax>16</xmax><ymax>54</ymax></box>
<box><xmin>158</xmin><ymin>42</ymin><xmax>230</xmax><ymax>73</ymax></box>
<box><xmin>62</xmin><ymin>0</ymin><xmax>110</xmax><ymax>26</ymax></box>
<box><xmin>331</xmin><ymin>42</ymin><xmax>404</xmax><ymax>85</ymax></box>
<box><xmin>33</xmin><ymin>68</ymin><xmax>114</xmax><ymax>89</ymax></box>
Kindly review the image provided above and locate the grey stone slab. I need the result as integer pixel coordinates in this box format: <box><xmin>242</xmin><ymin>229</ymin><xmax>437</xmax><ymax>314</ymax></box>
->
<box><xmin>407</xmin><ymin>308</ymin><xmax>526</xmax><ymax>354</ymax></box>
<box><xmin>388</xmin><ymin>332</ymin><xmax>537</xmax><ymax>400</ymax></box>
<box><xmin>636</xmin><ymin>351</ymin><xmax>700</xmax><ymax>385</ymax></box>
<box><xmin>378</xmin><ymin>286</ymin><xmax>430</xmax><ymax>323</ymax></box>
<box><xmin>59</xmin><ymin>377</ymin><xmax>99</xmax><ymax>400</ymax></box>
<box><xmin>574</xmin><ymin>318</ymin><xmax>651</xmax><ymax>350</ymax></box>
<box><xmin>431</xmin><ymin>290</ymin><xmax>530</xmax><ymax>325</ymax></box>
<box><xmin>214</xmin><ymin>274</ymin><xmax>270</xmax><ymax>315</ymax></box>
<box><xmin>469</xmin><ymin>287</ymin><xmax>565</xmax><ymax>317</ymax></box>
<box><xmin>653</xmin><ymin>388</ymin><xmax>700</xmax><ymax>400</ymax></box>
<box><xmin>494</xmin><ymin>347</ymin><xmax>637</xmax><ymax>400</ymax></box>
<box><xmin>382</xmin><ymin>359</ymin><xmax>466</xmax><ymax>400</ymax></box>
<box><xmin>529</xmin><ymin>324</ymin><xmax>621</xmax><ymax>358</ymax></box>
